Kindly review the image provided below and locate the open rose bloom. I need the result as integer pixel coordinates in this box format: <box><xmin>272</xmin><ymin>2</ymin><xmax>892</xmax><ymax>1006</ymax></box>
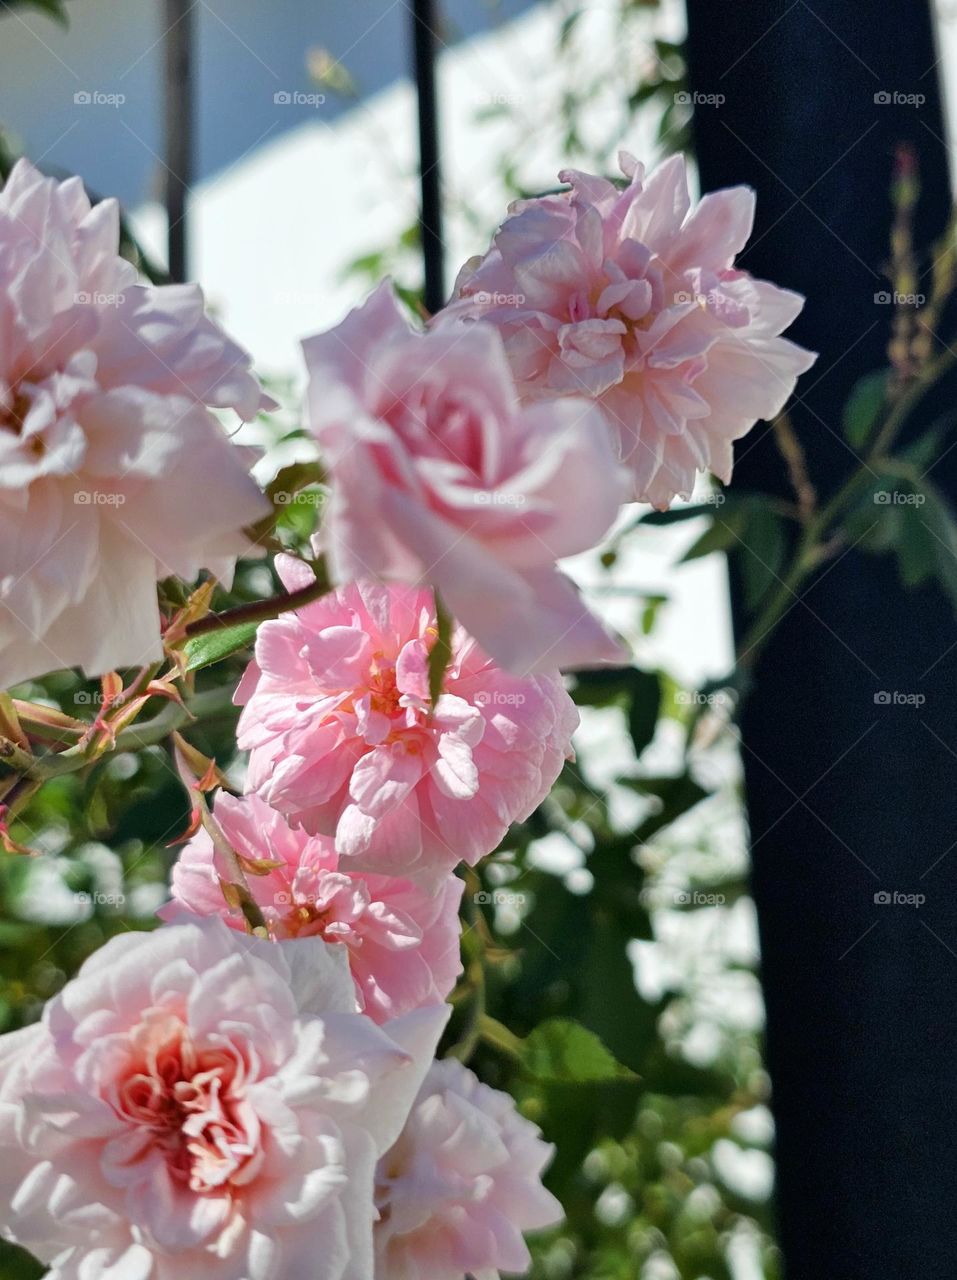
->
<box><xmin>375</xmin><ymin>1058</ymin><xmax>563</xmax><ymax>1280</ymax></box>
<box><xmin>0</xmin><ymin>917</ymin><xmax>449</xmax><ymax>1280</ymax></box>
<box><xmin>446</xmin><ymin>152</ymin><xmax>816</xmax><ymax>508</ymax></box>
<box><xmin>0</xmin><ymin>159</ymin><xmax>271</xmax><ymax>688</ymax></box>
<box><xmin>162</xmin><ymin>791</ymin><xmax>464</xmax><ymax>1025</ymax></box>
<box><xmin>301</xmin><ymin>281</ymin><xmax>628</xmax><ymax>674</ymax></box>
<box><xmin>236</xmin><ymin>559</ymin><xmax>579</xmax><ymax>884</ymax></box>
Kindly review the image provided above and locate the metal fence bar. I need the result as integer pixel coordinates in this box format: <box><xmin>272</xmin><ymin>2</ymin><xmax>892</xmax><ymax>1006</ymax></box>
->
<box><xmin>163</xmin><ymin>0</ymin><xmax>194</xmax><ymax>283</ymax></box>
<box><xmin>411</xmin><ymin>0</ymin><xmax>445</xmax><ymax>313</ymax></box>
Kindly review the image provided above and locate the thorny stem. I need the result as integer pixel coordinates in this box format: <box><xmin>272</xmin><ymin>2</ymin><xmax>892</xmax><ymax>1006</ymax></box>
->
<box><xmin>196</xmin><ymin>790</ymin><xmax>268</xmax><ymax>934</ymax></box>
<box><xmin>738</xmin><ymin>339</ymin><xmax>956</xmax><ymax>672</ymax></box>
<box><xmin>448</xmin><ymin>868</ymin><xmax>487</xmax><ymax>1063</ymax></box>
<box><xmin>870</xmin><ymin>340</ymin><xmax>957</xmax><ymax>458</ymax></box>
<box><xmin>183</xmin><ymin>563</ymin><xmax>333</xmax><ymax>640</ymax></box>
<box><xmin>771</xmin><ymin>413</ymin><xmax>816</xmax><ymax>524</ymax></box>
<box><xmin>0</xmin><ymin>685</ymin><xmax>237</xmax><ymax>786</ymax></box>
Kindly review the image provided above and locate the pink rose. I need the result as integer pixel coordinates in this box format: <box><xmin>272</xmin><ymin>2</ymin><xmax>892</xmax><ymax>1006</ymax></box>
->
<box><xmin>0</xmin><ymin>159</ymin><xmax>272</xmax><ymax>688</ymax></box>
<box><xmin>301</xmin><ymin>282</ymin><xmax>627</xmax><ymax>675</ymax></box>
<box><xmin>161</xmin><ymin>791</ymin><xmax>464</xmax><ymax>1025</ymax></box>
<box><xmin>445</xmin><ymin>152</ymin><xmax>816</xmax><ymax>508</ymax></box>
<box><xmin>375</xmin><ymin>1058</ymin><xmax>563</xmax><ymax>1280</ymax></box>
<box><xmin>235</xmin><ymin>557</ymin><xmax>579</xmax><ymax>885</ymax></box>
<box><xmin>0</xmin><ymin>916</ymin><xmax>449</xmax><ymax>1279</ymax></box>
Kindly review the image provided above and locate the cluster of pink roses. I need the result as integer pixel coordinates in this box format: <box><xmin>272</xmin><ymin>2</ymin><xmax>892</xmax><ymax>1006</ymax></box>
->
<box><xmin>0</xmin><ymin>152</ymin><xmax>813</xmax><ymax>1279</ymax></box>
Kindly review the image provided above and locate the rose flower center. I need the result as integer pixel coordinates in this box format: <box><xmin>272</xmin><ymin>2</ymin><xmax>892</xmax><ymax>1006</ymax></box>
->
<box><xmin>113</xmin><ymin>1019</ymin><xmax>259</xmax><ymax>1195</ymax></box>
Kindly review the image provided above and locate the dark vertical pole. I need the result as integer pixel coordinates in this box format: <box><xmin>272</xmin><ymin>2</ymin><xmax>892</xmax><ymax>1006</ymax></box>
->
<box><xmin>684</xmin><ymin>3</ymin><xmax>955</xmax><ymax>1278</ymax></box>
<box><xmin>411</xmin><ymin>0</ymin><xmax>445</xmax><ymax>313</ymax></box>
<box><xmin>164</xmin><ymin>0</ymin><xmax>193</xmax><ymax>283</ymax></box>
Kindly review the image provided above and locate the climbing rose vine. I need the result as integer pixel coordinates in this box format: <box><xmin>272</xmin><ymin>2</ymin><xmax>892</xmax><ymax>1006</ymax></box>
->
<box><xmin>0</xmin><ymin>154</ymin><xmax>811</xmax><ymax>1280</ymax></box>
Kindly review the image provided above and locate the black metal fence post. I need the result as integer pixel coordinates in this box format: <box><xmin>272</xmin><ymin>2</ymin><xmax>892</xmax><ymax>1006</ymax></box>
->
<box><xmin>684</xmin><ymin>3</ymin><xmax>956</xmax><ymax>1277</ymax></box>
<box><xmin>411</xmin><ymin>0</ymin><xmax>445</xmax><ymax>314</ymax></box>
<box><xmin>163</xmin><ymin>0</ymin><xmax>193</xmax><ymax>283</ymax></box>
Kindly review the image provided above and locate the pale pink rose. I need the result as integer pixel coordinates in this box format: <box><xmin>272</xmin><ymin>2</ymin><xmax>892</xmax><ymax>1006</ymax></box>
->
<box><xmin>375</xmin><ymin>1058</ymin><xmax>563</xmax><ymax>1280</ymax></box>
<box><xmin>0</xmin><ymin>159</ymin><xmax>272</xmax><ymax>688</ymax></box>
<box><xmin>161</xmin><ymin>791</ymin><xmax>464</xmax><ymax>1025</ymax></box>
<box><xmin>0</xmin><ymin>916</ymin><xmax>449</xmax><ymax>1280</ymax></box>
<box><xmin>444</xmin><ymin>152</ymin><xmax>816</xmax><ymax>508</ymax></box>
<box><xmin>301</xmin><ymin>281</ymin><xmax>627</xmax><ymax>675</ymax></box>
<box><xmin>235</xmin><ymin>556</ymin><xmax>579</xmax><ymax>884</ymax></box>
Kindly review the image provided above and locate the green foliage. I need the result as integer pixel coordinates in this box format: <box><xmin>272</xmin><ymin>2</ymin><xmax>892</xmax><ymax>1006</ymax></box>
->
<box><xmin>844</xmin><ymin>456</ymin><xmax>957</xmax><ymax>607</ymax></box>
<box><xmin>183</xmin><ymin>621</ymin><xmax>259</xmax><ymax>673</ymax></box>
<box><xmin>0</xmin><ymin>0</ymin><xmax>68</xmax><ymax>24</ymax></box>
<box><xmin>670</xmin><ymin>495</ymin><xmax>787</xmax><ymax>613</ymax></box>
<box><xmin>522</xmin><ymin>1019</ymin><xmax>637</xmax><ymax>1083</ymax></box>
<box><xmin>571</xmin><ymin>666</ymin><xmax>662</xmax><ymax>759</ymax></box>
<box><xmin>843</xmin><ymin>370</ymin><xmax>889</xmax><ymax>449</ymax></box>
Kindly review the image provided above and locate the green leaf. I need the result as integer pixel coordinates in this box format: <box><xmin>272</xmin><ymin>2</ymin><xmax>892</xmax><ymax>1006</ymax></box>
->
<box><xmin>569</xmin><ymin>666</ymin><xmax>661</xmax><ymax>759</ymax></box>
<box><xmin>265</xmin><ymin>461</ymin><xmax>326</xmax><ymax>504</ymax></box>
<box><xmin>570</xmin><ymin>666</ymin><xmax>642</xmax><ymax>708</ymax></box>
<box><xmin>621</xmin><ymin>772</ymin><xmax>710</xmax><ymax>843</ymax></box>
<box><xmin>737</xmin><ymin>504</ymin><xmax>787</xmax><ymax>610</ymax></box>
<box><xmin>247</xmin><ymin>461</ymin><xmax>327</xmax><ymax>545</ymax></box>
<box><xmin>896</xmin><ymin>506</ymin><xmax>938</xmax><ymax>588</ymax></box>
<box><xmin>852</xmin><ymin>460</ymin><xmax>952</xmax><ymax>595</ymax></box>
<box><xmin>500</xmin><ymin>869</ymin><xmax>658</xmax><ymax>1071</ymax></box>
<box><xmin>680</xmin><ymin>518</ymin><xmax>739</xmax><ymax>562</ymax></box>
<box><xmin>640</xmin><ymin>593</ymin><xmax>667</xmax><ymax>635</ymax></box>
<box><xmin>522</xmin><ymin>1018</ymin><xmax>637</xmax><ymax>1083</ymax></box>
<box><xmin>428</xmin><ymin>594</ymin><xmax>453</xmax><ymax>706</ymax></box>
<box><xmin>529</xmin><ymin>1077</ymin><xmax>643</xmax><ymax>1196</ymax></box>
<box><xmin>182</xmin><ymin>621</ymin><xmax>259</xmax><ymax>673</ymax></box>
<box><xmin>843</xmin><ymin>370</ymin><xmax>889</xmax><ymax>449</ymax></box>
<box><xmin>0</xmin><ymin>0</ymin><xmax>68</xmax><ymax>22</ymax></box>
<box><xmin>901</xmin><ymin>412</ymin><xmax>957</xmax><ymax>471</ymax></box>
<box><xmin>627</xmin><ymin>669</ymin><xmax>661</xmax><ymax>758</ymax></box>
